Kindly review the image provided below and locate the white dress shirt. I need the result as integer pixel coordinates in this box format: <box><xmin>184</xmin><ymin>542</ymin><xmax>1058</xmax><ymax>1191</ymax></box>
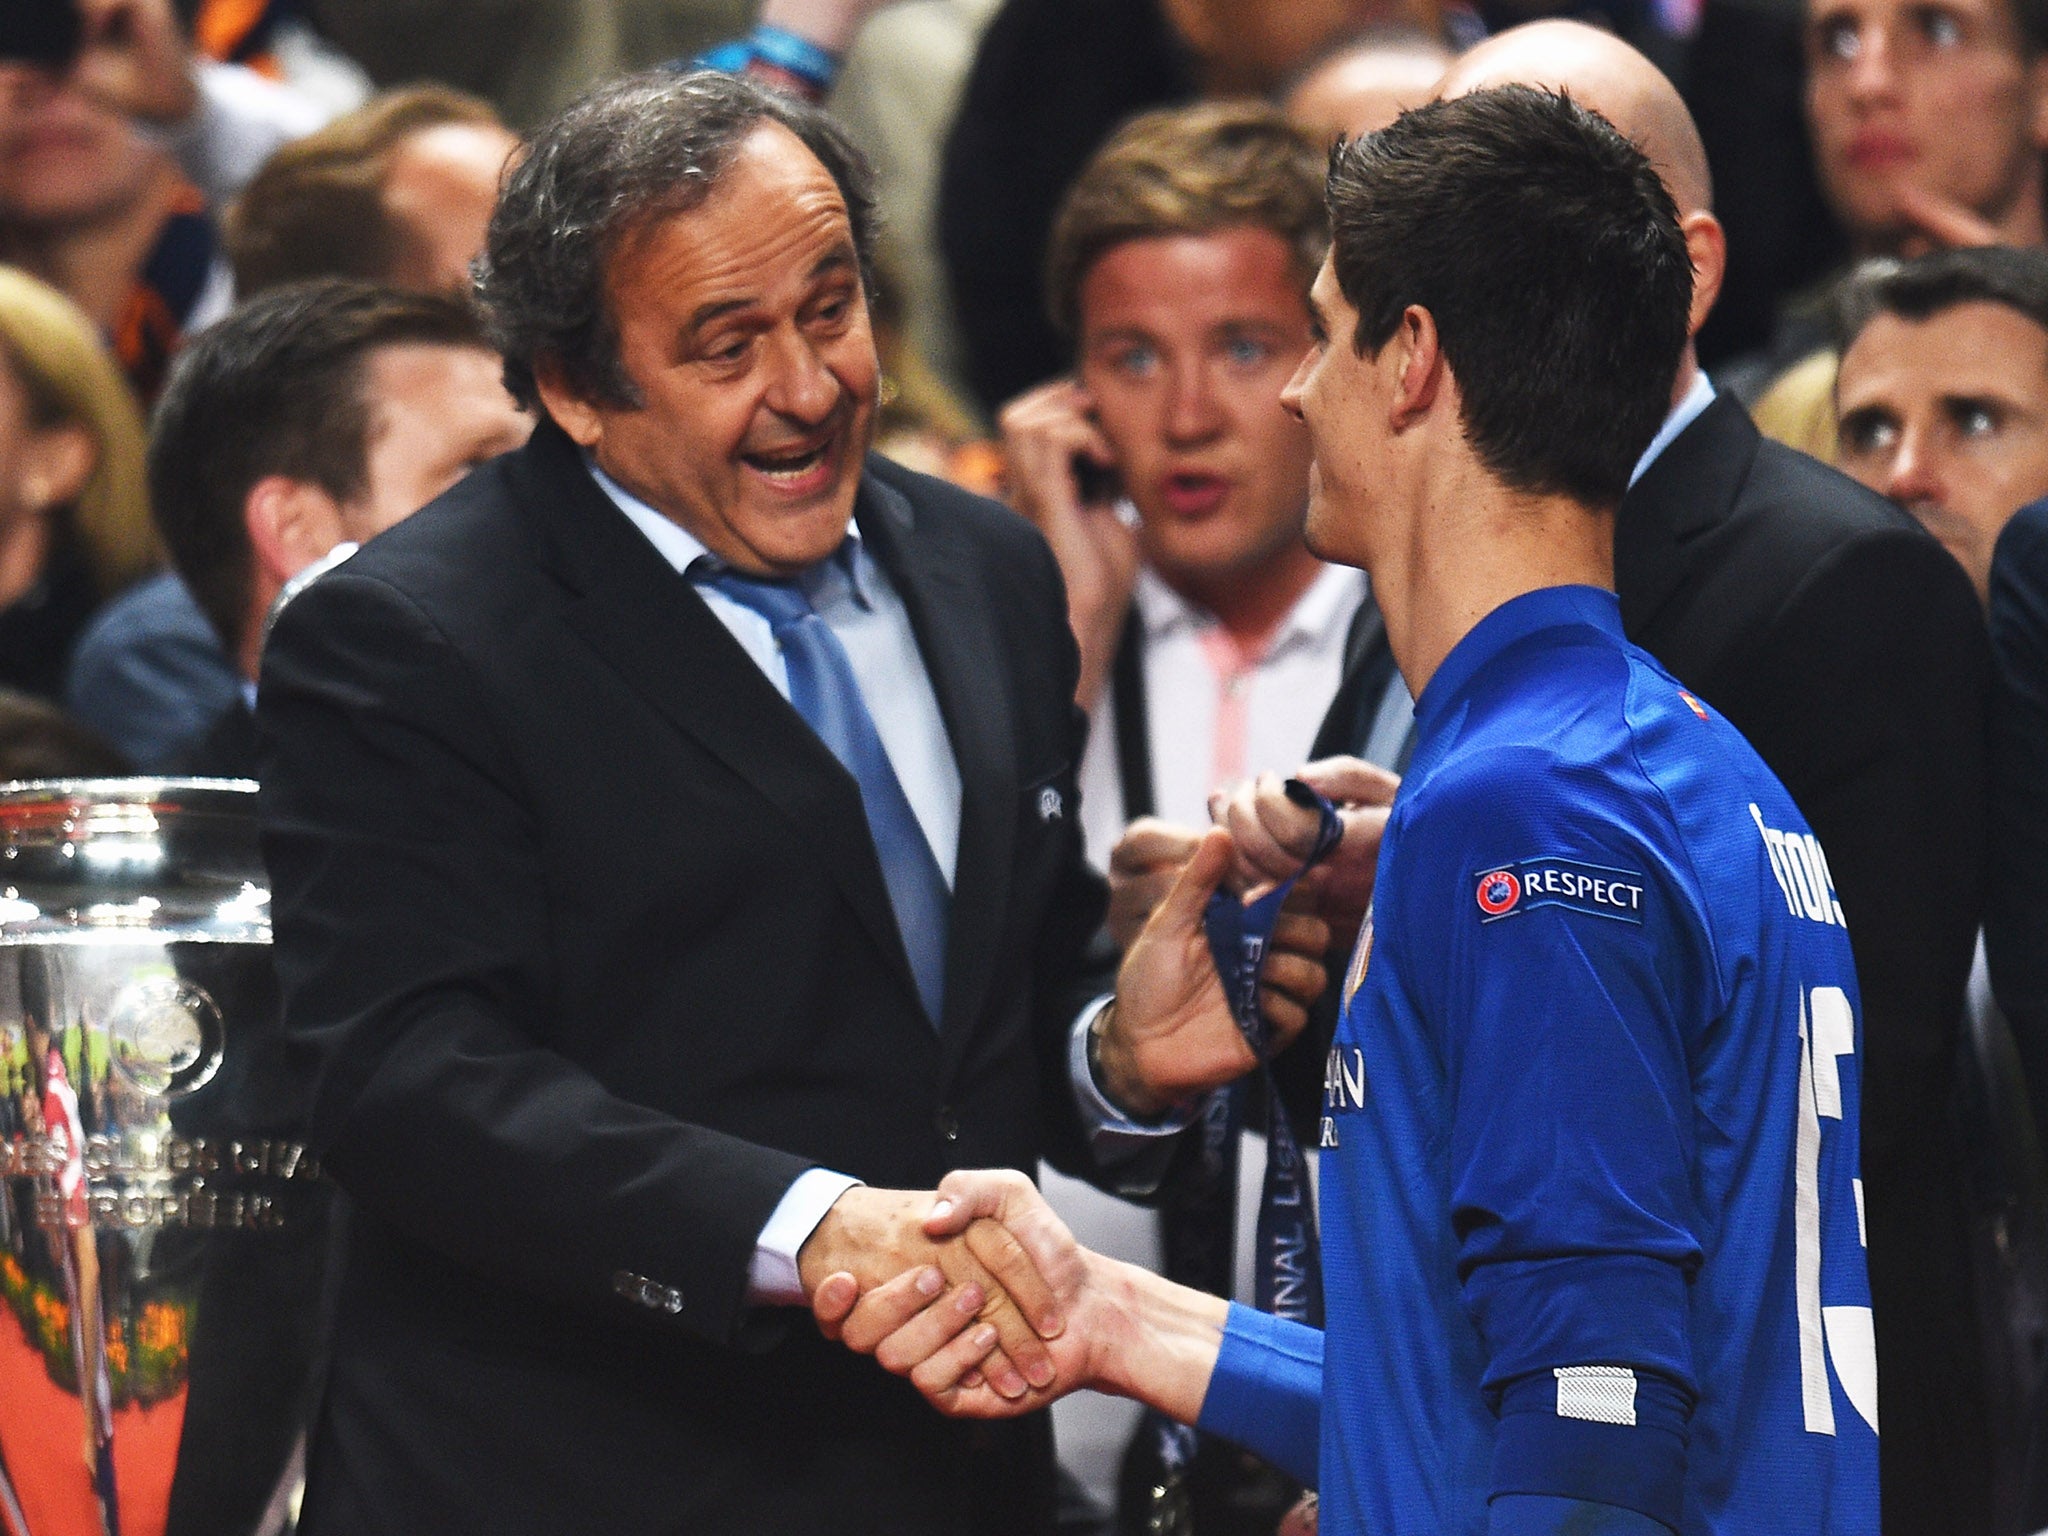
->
<box><xmin>1632</xmin><ymin>370</ymin><xmax>1718</xmax><ymax>487</ymax></box>
<box><xmin>1077</xmin><ymin>562</ymin><xmax>1370</xmax><ymax>869</ymax></box>
<box><xmin>1051</xmin><ymin>558</ymin><xmax>1363</xmax><ymax>1501</ymax></box>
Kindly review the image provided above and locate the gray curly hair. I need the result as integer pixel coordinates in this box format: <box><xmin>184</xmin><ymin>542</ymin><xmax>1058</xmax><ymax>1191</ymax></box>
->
<box><xmin>475</xmin><ymin>69</ymin><xmax>878</xmax><ymax>413</ymax></box>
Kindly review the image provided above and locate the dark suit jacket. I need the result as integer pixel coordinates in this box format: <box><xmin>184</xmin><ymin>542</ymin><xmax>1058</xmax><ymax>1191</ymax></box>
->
<box><xmin>1988</xmin><ymin>500</ymin><xmax>2048</xmax><ymax>1126</ymax></box>
<box><xmin>1312</xmin><ymin>394</ymin><xmax>1991</xmax><ymax>1533</ymax></box>
<box><xmin>171</xmin><ymin>697</ymin><xmax>258</xmax><ymax>780</ymax></box>
<box><xmin>256</xmin><ymin>421</ymin><xmax>1113</xmax><ymax>1535</ymax></box>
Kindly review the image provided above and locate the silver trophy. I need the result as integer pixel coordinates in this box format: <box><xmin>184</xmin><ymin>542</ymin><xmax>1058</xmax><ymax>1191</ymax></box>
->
<box><xmin>0</xmin><ymin>781</ymin><xmax>327</xmax><ymax>1536</ymax></box>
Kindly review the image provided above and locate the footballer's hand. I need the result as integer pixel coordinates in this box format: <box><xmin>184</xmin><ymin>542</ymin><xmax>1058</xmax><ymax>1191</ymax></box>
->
<box><xmin>998</xmin><ymin>378</ymin><xmax>1137</xmax><ymax>710</ymax></box>
<box><xmin>1210</xmin><ymin>760</ymin><xmax>1397</xmax><ymax>955</ymax></box>
<box><xmin>1098</xmin><ymin>830</ymin><xmax>1328</xmax><ymax>1117</ymax></box>
<box><xmin>1107</xmin><ymin>818</ymin><xmax>1203</xmax><ymax>950</ymax></box>
<box><xmin>1278</xmin><ymin>1494</ymin><xmax>1320</xmax><ymax>1535</ymax></box>
<box><xmin>797</xmin><ymin>1186</ymin><xmax>1062</xmax><ymax>1400</ymax></box>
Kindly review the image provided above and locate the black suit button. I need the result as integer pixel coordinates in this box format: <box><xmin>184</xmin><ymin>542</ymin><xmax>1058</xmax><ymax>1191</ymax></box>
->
<box><xmin>934</xmin><ymin>1107</ymin><xmax>960</xmax><ymax>1142</ymax></box>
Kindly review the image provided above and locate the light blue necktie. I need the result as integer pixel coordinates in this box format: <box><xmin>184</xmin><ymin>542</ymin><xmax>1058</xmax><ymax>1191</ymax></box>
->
<box><xmin>702</xmin><ymin>564</ymin><xmax>950</xmax><ymax>1028</ymax></box>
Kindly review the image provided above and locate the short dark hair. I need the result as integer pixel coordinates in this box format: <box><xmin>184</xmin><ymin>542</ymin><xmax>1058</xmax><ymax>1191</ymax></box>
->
<box><xmin>475</xmin><ymin>69</ymin><xmax>877</xmax><ymax>414</ymax></box>
<box><xmin>226</xmin><ymin>84</ymin><xmax>506</xmax><ymax>297</ymax></box>
<box><xmin>1045</xmin><ymin>101</ymin><xmax>1328</xmax><ymax>340</ymax></box>
<box><xmin>149</xmin><ymin>279</ymin><xmax>489</xmax><ymax>657</ymax></box>
<box><xmin>1835</xmin><ymin>245</ymin><xmax>2048</xmax><ymax>355</ymax></box>
<box><xmin>1325</xmin><ymin>86</ymin><xmax>1692</xmax><ymax>507</ymax></box>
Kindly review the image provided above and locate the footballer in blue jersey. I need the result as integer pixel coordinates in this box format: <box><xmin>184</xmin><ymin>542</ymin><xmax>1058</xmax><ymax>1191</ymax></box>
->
<box><xmin>1307</xmin><ymin>583</ymin><xmax>1877</xmax><ymax>1536</ymax></box>
<box><xmin>809</xmin><ymin>82</ymin><xmax>1880</xmax><ymax>1536</ymax></box>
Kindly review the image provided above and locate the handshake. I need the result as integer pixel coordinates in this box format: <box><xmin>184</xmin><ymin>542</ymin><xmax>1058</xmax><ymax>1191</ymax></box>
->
<box><xmin>794</xmin><ymin>757</ymin><xmax>1399</xmax><ymax>1416</ymax></box>
<box><xmin>800</xmin><ymin>1169</ymin><xmax>1226</xmax><ymax>1422</ymax></box>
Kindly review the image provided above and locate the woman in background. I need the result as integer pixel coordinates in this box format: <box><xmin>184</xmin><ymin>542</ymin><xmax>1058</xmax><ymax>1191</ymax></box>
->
<box><xmin>0</xmin><ymin>266</ymin><xmax>155</xmax><ymax>700</ymax></box>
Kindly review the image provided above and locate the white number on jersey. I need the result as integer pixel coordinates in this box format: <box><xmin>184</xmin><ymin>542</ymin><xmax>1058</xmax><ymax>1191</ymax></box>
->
<box><xmin>1795</xmin><ymin>985</ymin><xmax>1879</xmax><ymax>1435</ymax></box>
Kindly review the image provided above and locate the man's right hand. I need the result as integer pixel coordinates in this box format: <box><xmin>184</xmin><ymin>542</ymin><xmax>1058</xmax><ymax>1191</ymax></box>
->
<box><xmin>1096</xmin><ymin>829</ymin><xmax>1329</xmax><ymax>1116</ymax></box>
<box><xmin>812</xmin><ymin>1169</ymin><xmax>1227</xmax><ymax>1422</ymax></box>
<box><xmin>796</xmin><ymin>1185</ymin><xmax>1062</xmax><ymax>1400</ymax></box>
<box><xmin>998</xmin><ymin>378</ymin><xmax>1139</xmax><ymax>709</ymax></box>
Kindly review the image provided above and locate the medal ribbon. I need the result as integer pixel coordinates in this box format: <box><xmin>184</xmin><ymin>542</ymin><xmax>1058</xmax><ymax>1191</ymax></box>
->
<box><xmin>1200</xmin><ymin>779</ymin><xmax>1341</xmax><ymax>1325</ymax></box>
<box><xmin>1137</xmin><ymin>782</ymin><xmax>1342</xmax><ymax>1532</ymax></box>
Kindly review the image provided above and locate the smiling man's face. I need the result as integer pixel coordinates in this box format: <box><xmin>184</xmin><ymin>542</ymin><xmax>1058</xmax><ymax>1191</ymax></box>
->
<box><xmin>551</xmin><ymin>120</ymin><xmax>878</xmax><ymax>576</ymax></box>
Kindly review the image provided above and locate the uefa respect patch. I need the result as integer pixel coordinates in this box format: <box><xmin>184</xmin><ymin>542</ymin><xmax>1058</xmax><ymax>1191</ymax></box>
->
<box><xmin>1473</xmin><ymin>857</ymin><xmax>1646</xmax><ymax>925</ymax></box>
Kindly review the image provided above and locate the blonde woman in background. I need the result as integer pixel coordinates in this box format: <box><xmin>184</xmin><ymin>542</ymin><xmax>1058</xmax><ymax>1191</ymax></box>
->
<box><xmin>0</xmin><ymin>266</ymin><xmax>154</xmax><ymax>701</ymax></box>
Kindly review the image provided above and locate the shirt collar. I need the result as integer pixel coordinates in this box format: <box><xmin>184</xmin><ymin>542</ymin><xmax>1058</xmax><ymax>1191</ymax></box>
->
<box><xmin>584</xmin><ymin>453</ymin><xmax>873</xmax><ymax>606</ymax></box>
<box><xmin>1414</xmin><ymin>584</ymin><xmax>1623</xmax><ymax>731</ymax></box>
<box><xmin>1629</xmin><ymin>369</ymin><xmax>1717</xmax><ymax>488</ymax></box>
<box><xmin>1132</xmin><ymin>561</ymin><xmax>1362</xmax><ymax>653</ymax></box>
<box><xmin>1132</xmin><ymin>566</ymin><xmax>1205</xmax><ymax>641</ymax></box>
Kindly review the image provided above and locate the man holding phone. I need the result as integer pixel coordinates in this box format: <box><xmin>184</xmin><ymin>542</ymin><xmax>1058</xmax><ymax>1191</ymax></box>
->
<box><xmin>995</xmin><ymin>99</ymin><xmax>1385</xmax><ymax>1531</ymax></box>
<box><xmin>998</xmin><ymin>101</ymin><xmax>1377</xmax><ymax>888</ymax></box>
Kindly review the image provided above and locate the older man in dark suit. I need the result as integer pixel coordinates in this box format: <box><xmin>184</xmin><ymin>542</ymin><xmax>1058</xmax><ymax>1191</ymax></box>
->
<box><xmin>255</xmin><ymin>70</ymin><xmax>1318</xmax><ymax>1536</ymax></box>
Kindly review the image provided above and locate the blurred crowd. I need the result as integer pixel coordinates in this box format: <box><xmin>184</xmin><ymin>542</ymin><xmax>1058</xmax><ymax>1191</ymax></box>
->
<box><xmin>3</xmin><ymin>0</ymin><xmax>2048</xmax><ymax>1531</ymax></box>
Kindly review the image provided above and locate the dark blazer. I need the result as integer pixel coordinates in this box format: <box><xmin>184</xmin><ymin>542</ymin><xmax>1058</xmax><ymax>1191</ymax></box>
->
<box><xmin>255</xmin><ymin>421</ymin><xmax>1113</xmax><ymax>1535</ymax></box>
<box><xmin>1621</xmin><ymin>397</ymin><xmax>1991</xmax><ymax>1535</ymax></box>
<box><xmin>1988</xmin><ymin>500</ymin><xmax>2048</xmax><ymax>1125</ymax></box>
<box><xmin>171</xmin><ymin>697</ymin><xmax>258</xmax><ymax>780</ymax></box>
<box><xmin>1311</xmin><ymin>393</ymin><xmax>1992</xmax><ymax>1533</ymax></box>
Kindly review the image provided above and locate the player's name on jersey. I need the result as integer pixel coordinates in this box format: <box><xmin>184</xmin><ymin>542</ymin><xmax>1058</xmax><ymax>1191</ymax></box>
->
<box><xmin>1322</xmin><ymin>1045</ymin><xmax>1366</xmax><ymax>1147</ymax></box>
<box><xmin>1749</xmin><ymin>803</ymin><xmax>1847</xmax><ymax>927</ymax></box>
<box><xmin>1473</xmin><ymin>857</ymin><xmax>1645</xmax><ymax>925</ymax></box>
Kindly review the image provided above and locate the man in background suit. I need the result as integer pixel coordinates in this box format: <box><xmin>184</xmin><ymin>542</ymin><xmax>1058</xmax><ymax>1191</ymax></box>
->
<box><xmin>146</xmin><ymin>278</ymin><xmax>531</xmax><ymax>778</ymax></box>
<box><xmin>257</xmin><ymin>70</ymin><xmax>1322</xmax><ymax>1536</ymax></box>
<box><xmin>1279</xmin><ymin>26</ymin><xmax>1993</xmax><ymax>1531</ymax></box>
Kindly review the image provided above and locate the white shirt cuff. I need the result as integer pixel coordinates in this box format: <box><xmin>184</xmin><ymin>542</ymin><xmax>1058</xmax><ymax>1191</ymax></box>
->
<box><xmin>746</xmin><ymin>1167</ymin><xmax>862</xmax><ymax>1306</ymax></box>
<box><xmin>1069</xmin><ymin>994</ymin><xmax>1191</xmax><ymax>1161</ymax></box>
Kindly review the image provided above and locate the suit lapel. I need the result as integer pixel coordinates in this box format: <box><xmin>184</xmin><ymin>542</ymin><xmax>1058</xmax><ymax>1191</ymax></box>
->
<box><xmin>513</xmin><ymin>425</ymin><xmax>925</xmax><ymax>1015</ymax></box>
<box><xmin>1617</xmin><ymin>394</ymin><xmax>1756</xmax><ymax>644</ymax></box>
<box><xmin>1310</xmin><ymin>595</ymin><xmax>1395</xmax><ymax>761</ymax></box>
<box><xmin>855</xmin><ymin>470</ymin><xmax>1016</xmax><ymax>1072</ymax></box>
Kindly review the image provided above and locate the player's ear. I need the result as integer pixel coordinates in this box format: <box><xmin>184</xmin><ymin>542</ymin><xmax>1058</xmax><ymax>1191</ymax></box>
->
<box><xmin>1389</xmin><ymin>305</ymin><xmax>1442</xmax><ymax>428</ymax></box>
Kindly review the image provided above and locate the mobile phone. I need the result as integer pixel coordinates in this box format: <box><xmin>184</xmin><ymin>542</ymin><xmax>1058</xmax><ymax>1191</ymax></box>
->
<box><xmin>1073</xmin><ymin>456</ymin><xmax>1123</xmax><ymax>507</ymax></box>
<box><xmin>0</xmin><ymin>0</ymin><xmax>82</xmax><ymax>67</ymax></box>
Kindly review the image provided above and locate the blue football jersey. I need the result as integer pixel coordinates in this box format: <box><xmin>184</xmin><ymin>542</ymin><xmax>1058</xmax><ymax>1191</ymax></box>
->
<box><xmin>1315</xmin><ymin>585</ymin><xmax>1878</xmax><ymax>1536</ymax></box>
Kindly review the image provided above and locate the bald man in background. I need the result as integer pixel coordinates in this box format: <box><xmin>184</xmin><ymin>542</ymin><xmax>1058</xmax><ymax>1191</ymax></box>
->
<box><xmin>1317</xmin><ymin>24</ymin><xmax>1993</xmax><ymax>1533</ymax></box>
<box><xmin>1280</xmin><ymin>28</ymin><xmax>1450</xmax><ymax>144</ymax></box>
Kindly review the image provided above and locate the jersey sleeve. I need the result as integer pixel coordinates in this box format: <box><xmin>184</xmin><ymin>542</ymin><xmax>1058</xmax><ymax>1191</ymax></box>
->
<box><xmin>1194</xmin><ymin>1303</ymin><xmax>1324</xmax><ymax>1485</ymax></box>
<box><xmin>1397</xmin><ymin>746</ymin><xmax>1718</xmax><ymax>1530</ymax></box>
